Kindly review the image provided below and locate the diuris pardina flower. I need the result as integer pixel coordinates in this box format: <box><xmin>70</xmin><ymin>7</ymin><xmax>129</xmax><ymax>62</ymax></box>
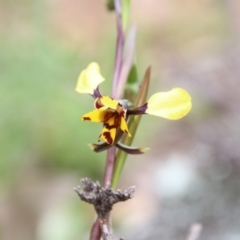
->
<box><xmin>82</xmin><ymin>95</ymin><xmax>131</xmax><ymax>145</ymax></box>
<box><xmin>76</xmin><ymin>62</ymin><xmax>192</xmax><ymax>153</ymax></box>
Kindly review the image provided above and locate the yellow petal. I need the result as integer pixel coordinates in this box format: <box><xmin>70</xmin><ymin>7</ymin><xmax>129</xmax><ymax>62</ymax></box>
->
<box><xmin>146</xmin><ymin>88</ymin><xmax>192</xmax><ymax>120</ymax></box>
<box><xmin>82</xmin><ymin>108</ymin><xmax>108</xmax><ymax>122</ymax></box>
<box><xmin>98</xmin><ymin>116</ymin><xmax>118</xmax><ymax>144</ymax></box>
<box><xmin>120</xmin><ymin>117</ymin><xmax>131</xmax><ymax>136</ymax></box>
<box><xmin>95</xmin><ymin>96</ymin><xmax>118</xmax><ymax>110</ymax></box>
<box><xmin>99</xmin><ymin>127</ymin><xmax>117</xmax><ymax>145</ymax></box>
<box><xmin>76</xmin><ymin>62</ymin><xmax>105</xmax><ymax>94</ymax></box>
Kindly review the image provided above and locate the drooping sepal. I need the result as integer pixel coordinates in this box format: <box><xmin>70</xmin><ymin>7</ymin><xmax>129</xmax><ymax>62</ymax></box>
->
<box><xmin>127</xmin><ymin>103</ymin><xmax>148</xmax><ymax>115</ymax></box>
<box><xmin>88</xmin><ymin>142</ymin><xmax>112</xmax><ymax>152</ymax></box>
<box><xmin>116</xmin><ymin>142</ymin><xmax>149</xmax><ymax>154</ymax></box>
<box><xmin>88</xmin><ymin>141</ymin><xmax>149</xmax><ymax>154</ymax></box>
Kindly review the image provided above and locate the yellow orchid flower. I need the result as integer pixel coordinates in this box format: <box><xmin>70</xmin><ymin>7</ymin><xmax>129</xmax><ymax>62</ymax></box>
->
<box><xmin>76</xmin><ymin>63</ymin><xmax>192</xmax><ymax>152</ymax></box>
<box><xmin>82</xmin><ymin>96</ymin><xmax>131</xmax><ymax>145</ymax></box>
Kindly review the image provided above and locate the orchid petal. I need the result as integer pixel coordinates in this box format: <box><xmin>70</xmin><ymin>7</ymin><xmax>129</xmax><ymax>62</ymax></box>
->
<box><xmin>76</xmin><ymin>62</ymin><xmax>105</xmax><ymax>95</ymax></box>
<box><xmin>146</xmin><ymin>88</ymin><xmax>192</xmax><ymax>120</ymax></box>
<box><xmin>98</xmin><ymin>117</ymin><xmax>117</xmax><ymax>145</ymax></box>
<box><xmin>99</xmin><ymin>127</ymin><xmax>117</xmax><ymax>145</ymax></box>
<box><xmin>120</xmin><ymin>116</ymin><xmax>131</xmax><ymax>136</ymax></box>
<box><xmin>94</xmin><ymin>96</ymin><xmax>119</xmax><ymax>110</ymax></box>
<box><xmin>82</xmin><ymin>108</ymin><xmax>108</xmax><ymax>122</ymax></box>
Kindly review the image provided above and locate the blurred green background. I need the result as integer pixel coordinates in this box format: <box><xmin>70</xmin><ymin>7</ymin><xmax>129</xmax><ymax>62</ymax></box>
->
<box><xmin>1</xmin><ymin>0</ymin><xmax>240</xmax><ymax>240</ymax></box>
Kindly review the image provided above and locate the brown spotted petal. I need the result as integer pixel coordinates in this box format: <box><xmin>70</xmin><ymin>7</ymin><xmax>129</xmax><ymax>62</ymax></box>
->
<box><xmin>82</xmin><ymin>108</ymin><xmax>108</xmax><ymax>122</ymax></box>
<box><xmin>98</xmin><ymin>112</ymin><xmax>131</xmax><ymax>145</ymax></box>
<box><xmin>98</xmin><ymin>117</ymin><xmax>118</xmax><ymax>145</ymax></box>
<box><xmin>88</xmin><ymin>127</ymin><xmax>126</xmax><ymax>152</ymax></box>
<box><xmin>119</xmin><ymin>116</ymin><xmax>131</xmax><ymax>137</ymax></box>
<box><xmin>94</xmin><ymin>95</ymin><xmax>119</xmax><ymax>109</ymax></box>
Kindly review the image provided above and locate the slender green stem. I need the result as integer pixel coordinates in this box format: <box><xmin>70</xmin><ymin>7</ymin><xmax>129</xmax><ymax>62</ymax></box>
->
<box><xmin>122</xmin><ymin>0</ymin><xmax>131</xmax><ymax>31</ymax></box>
<box><xmin>111</xmin><ymin>116</ymin><xmax>136</xmax><ymax>188</ymax></box>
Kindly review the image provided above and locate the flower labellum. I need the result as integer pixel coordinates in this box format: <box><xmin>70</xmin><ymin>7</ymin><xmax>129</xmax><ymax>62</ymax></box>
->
<box><xmin>82</xmin><ymin>96</ymin><xmax>131</xmax><ymax>145</ymax></box>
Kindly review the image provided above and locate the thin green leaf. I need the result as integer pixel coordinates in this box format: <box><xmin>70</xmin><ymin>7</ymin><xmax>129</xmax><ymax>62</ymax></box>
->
<box><xmin>116</xmin><ymin>25</ymin><xmax>136</xmax><ymax>99</ymax></box>
<box><xmin>122</xmin><ymin>0</ymin><xmax>131</xmax><ymax>31</ymax></box>
<box><xmin>124</xmin><ymin>64</ymin><xmax>138</xmax><ymax>102</ymax></box>
<box><xmin>112</xmin><ymin>66</ymin><xmax>151</xmax><ymax>188</ymax></box>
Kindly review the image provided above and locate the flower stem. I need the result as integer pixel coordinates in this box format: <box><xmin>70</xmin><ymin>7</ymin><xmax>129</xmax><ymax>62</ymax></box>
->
<box><xmin>103</xmin><ymin>147</ymin><xmax>116</xmax><ymax>187</ymax></box>
<box><xmin>90</xmin><ymin>1</ymin><xmax>127</xmax><ymax>238</ymax></box>
<box><xmin>89</xmin><ymin>219</ymin><xmax>101</xmax><ymax>240</ymax></box>
<box><xmin>112</xmin><ymin>0</ymin><xmax>124</xmax><ymax>99</ymax></box>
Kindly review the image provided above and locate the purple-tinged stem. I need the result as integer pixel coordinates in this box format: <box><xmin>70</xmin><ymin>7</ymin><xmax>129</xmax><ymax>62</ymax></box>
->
<box><xmin>89</xmin><ymin>219</ymin><xmax>101</xmax><ymax>240</ymax></box>
<box><xmin>103</xmin><ymin>146</ymin><xmax>116</xmax><ymax>187</ymax></box>
<box><xmin>104</xmin><ymin>0</ymin><xmax>123</xmax><ymax>187</ymax></box>
<box><xmin>112</xmin><ymin>0</ymin><xmax>124</xmax><ymax>99</ymax></box>
<box><xmin>89</xmin><ymin>1</ymin><xmax>124</xmax><ymax>239</ymax></box>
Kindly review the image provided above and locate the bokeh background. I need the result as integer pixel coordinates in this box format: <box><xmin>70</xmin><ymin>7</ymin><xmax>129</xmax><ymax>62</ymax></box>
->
<box><xmin>1</xmin><ymin>0</ymin><xmax>240</xmax><ymax>239</ymax></box>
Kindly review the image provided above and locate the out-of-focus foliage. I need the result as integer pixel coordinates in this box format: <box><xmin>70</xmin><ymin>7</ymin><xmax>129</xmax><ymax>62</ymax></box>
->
<box><xmin>0</xmin><ymin>1</ymin><xmax>112</xmax><ymax>239</ymax></box>
<box><xmin>0</xmin><ymin>1</ymin><xmax>113</xmax><ymax>182</ymax></box>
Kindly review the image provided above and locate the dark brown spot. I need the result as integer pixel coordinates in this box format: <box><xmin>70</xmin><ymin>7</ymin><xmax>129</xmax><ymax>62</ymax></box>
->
<box><xmin>114</xmin><ymin>116</ymin><xmax>121</xmax><ymax>126</ymax></box>
<box><xmin>103</xmin><ymin>132</ymin><xmax>113</xmax><ymax>145</ymax></box>
<box><xmin>104</xmin><ymin>111</ymin><xmax>115</xmax><ymax>122</ymax></box>
<box><xmin>95</xmin><ymin>99</ymin><xmax>102</xmax><ymax>109</ymax></box>
<box><xmin>105</xmin><ymin>122</ymin><xmax>116</xmax><ymax>130</ymax></box>
<box><xmin>83</xmin><ymin>117</ymin><xmax>91</xmax><ymax>121</ymax></box>
<box><xmin>119</xmin><ymin>110</ymin><xmax>125</xmax><ymax>117</ymax></box>
<box><xmin>104</xmin><ymin>116</ymin><xmax>120</xmax><ymax>130</ymax></box>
